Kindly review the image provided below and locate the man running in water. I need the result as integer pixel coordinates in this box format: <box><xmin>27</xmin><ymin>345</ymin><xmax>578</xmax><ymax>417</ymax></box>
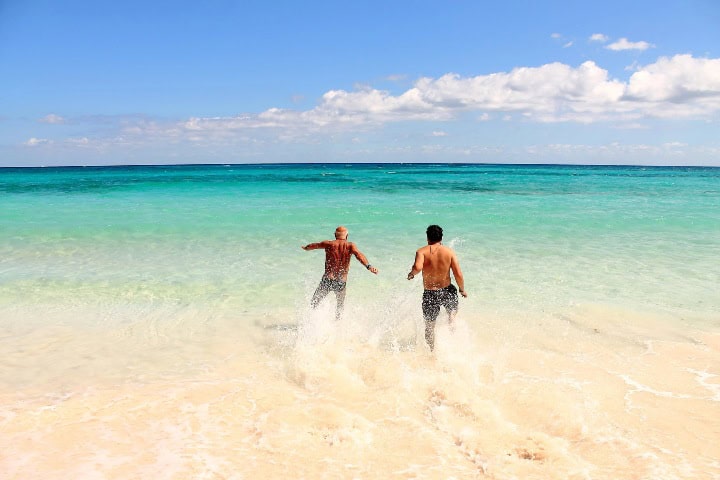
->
<box><xmin>407</xmin><ymin>225</ymin><xmax>467</xmax><ymax>351</ymax></box>
<box><xmin>302</xmin><ymin>226</ymin><xmax>379</xmax><ymax>320</ymax></box>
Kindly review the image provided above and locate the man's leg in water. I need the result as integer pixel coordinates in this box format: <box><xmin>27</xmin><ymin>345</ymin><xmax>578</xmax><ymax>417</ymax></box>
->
<box><xmin>422</xmin><ymin>293</ymin><xmax>441</xmax><ymax>351</ymax></box>
<box><xmin>310</xmin><ymin>280</ymin><xmax>330</xmax><ymax>309</ymax></box>
<box><xmin>424</xmin><ymin>318</ymin><xmax>438</xmax><ymax>350</ymax></box>
<box><xmin>447</xmin><ymin>308</ymin><xmax>458</xmax><ymax>332</ymax></box>
<box><xmin>334</xmin><ymin>288</ymin><xmax>347</xmax><ymax>321</ymax></box>
<box><xmin>444</xmin><ymin>285</ymin><xmax>460</xmax><ymax>333</ymax></box>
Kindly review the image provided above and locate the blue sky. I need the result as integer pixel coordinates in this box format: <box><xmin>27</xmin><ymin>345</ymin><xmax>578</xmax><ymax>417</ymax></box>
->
<box><xmin>1</xmin><ymin>0</ymin><xmax>719</xmax><ymax>166</ymax></box>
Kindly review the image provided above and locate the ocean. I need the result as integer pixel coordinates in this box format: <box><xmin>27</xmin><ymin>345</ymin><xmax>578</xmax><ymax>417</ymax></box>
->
<box><xmin>1</xmin><ymin>163</ymin><xmax>719</xmax><ymax>479</ymax></box>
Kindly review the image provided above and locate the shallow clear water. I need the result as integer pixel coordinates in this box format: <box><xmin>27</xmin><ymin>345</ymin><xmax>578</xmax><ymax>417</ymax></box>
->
<box><xmin>1</xmin><ymin>163</ymin><xmax>719</xmax><ymax>479</ymax></box>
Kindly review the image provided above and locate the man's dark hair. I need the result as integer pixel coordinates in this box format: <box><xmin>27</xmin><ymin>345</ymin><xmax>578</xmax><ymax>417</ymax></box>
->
<box><xmin>426</xmin><ymin>225</ymin><xmax>443</xmax><ymax>243</ymax></box>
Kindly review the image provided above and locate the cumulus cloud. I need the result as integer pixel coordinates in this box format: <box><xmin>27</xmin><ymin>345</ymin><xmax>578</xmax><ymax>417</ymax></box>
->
<box><xmin>624</xmin><ymin>55</ymin><xmax>720</xmax><ymax>105</ymax></box>
<box><xmin>589</xmin><ymin>33</ymin><xmax>609</xmax><ymax>43</ymax></box>
<box><xmin>300</xmin><ymin>54</ymin><xmax>719</xmax><ymax>124</ymax></box>
<box><xmin>46</xmin><ymin>54</ymin><xmax>720</xmax><ymax>147</ymax></box>
<box><xmin>39</xmin><ymin>114</ymin><xmax>66</xmax><ymax>124</ymax></box>
<box><xmin>392</xmin><ymin>61</ymin><xmax>628</xmax><ymax>123</ymax></box>
<box><xmin>606</xmin><ymin>38</ymin><xmax>654</xmax><ymax>51</ymax></box>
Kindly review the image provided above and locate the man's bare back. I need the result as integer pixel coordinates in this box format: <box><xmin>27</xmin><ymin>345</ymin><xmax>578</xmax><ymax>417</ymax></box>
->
<box><xmin>302</xmin><ymin>226</ymin><xmax>378</xmax><ymax>319</ymax></box>
<box><xmin>308</xmin><ymin>238</ymin><xmax>359</xmax><ymax>281</ymax></box>
<box><xmin>407</xmin><ymin>225</ymin><xmax>466</xmax><ymax>351</ymax></box>
<box><xmin>302</xmin><ymin>227</ymin><xmax>378</xmax><ymax>280</ymax></box>
<box><xmin>410</xmin><ymin>243</ymin><xmax>462</xmax><ymax>291</ymax></box>
<box><xmin>408</xmin><ymin>242</ymin><xmax>466</xmax><ymax>296</ymax></box>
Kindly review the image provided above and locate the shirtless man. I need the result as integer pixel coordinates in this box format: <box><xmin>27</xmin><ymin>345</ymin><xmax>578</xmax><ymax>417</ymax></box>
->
<box><xmin>302</xmin><ymin>226</ymin><xmax>379</xmax><ymax>320</ymax></box>
<box><xmin>407</xmin><ymin>225</ymin><xmax>467</xmax><ymax>351</ymax></box>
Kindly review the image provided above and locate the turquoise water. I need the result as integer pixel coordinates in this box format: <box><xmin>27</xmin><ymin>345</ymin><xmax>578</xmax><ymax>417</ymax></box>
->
<box><xmin>2</xmin><ymin>163</ymin><xmax>720</xmax><ymax>479</ymax></box>
<box><xmin>2</xmin><ymin>163</ymin><xmax>719</xmax><ymax>320</ymax></box>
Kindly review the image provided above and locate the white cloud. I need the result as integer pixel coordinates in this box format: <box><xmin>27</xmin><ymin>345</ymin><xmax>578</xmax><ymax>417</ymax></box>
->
<box><xmin>303</xmin><ymin>54</ymin><xmax>720</xmax><ymax>124</ymax></box>
<box><xmin>589</xmin><ymin>33</ymin><xmax>609</xmax><ymax>43</ymax></box>
<box><xmin>431</xmin><ymin>131</ymin><xmax>448</xmax><ymax>137</ymax></box>
<box><xmin>606</xmin><ymin>38</ymin><xmax>654</xmax><ymax>51</ymax></box>
<box><xmin>42</xmin><ymin>55</ymin><xmax>720</xmax><ymax>148</ymax></box>
<box><xmin>65</xmin><ymin>137</ymin><xmax>91</xmax><ymax>146</ymax></box>
<box><xmin>24</xmin><ymin>137</ymin><xmax>52</xmax><ymax>146</ymax></box>
<box><xmin>624</xmin><ymin>61</ymin><xmax>641</xmax><ymax>72</ymax></box>
<box><xmin>551</xmin><ymin>33</ymin><xmax>562</xmax><ymax>39</ymax></box>
<box><xmin>403</xmin><ymin>61</ymin><xmax>628</xmax><ymax>123</ymax></box>
<box><xmin>663</xmin><ymin>141</ymin><xmax>688</xmax><ymax>148</ymax></box>
<box><xmin>39</xmin><ymin>114</ymin><xmax>66</xmax><ymax>124</ymax></box>
<box><xmin>625</xmin><ymin>54</ymin><xmax>720</xmax><ymax>107</ymax></box>
<box><xmin>563</xmin><ymin>41</ymin><xmax>574</xmax><ymax>48</ymax></box>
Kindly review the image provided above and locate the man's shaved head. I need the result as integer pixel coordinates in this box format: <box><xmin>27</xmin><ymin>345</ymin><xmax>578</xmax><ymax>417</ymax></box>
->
<box><xmin>334</xmin><ymin>226</ymin><xmax>348</xmax><ymax>239</ymax></box>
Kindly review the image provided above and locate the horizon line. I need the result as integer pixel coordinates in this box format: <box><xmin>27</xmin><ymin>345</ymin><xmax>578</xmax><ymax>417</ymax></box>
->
<box><xmin>1</xmin><ymin>161</ymin><xmax>719</xmax><ymax>170</ymax></box>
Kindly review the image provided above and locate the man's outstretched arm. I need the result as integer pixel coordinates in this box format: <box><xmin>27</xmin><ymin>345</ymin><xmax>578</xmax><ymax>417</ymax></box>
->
<box><xmin>351</xmin><ymin>244</ymin><xmax>378</xmax><ymax>274</ymax></box>
<box><xmin>450</xmin><ymin>253</ymin><xmax>467</xmax><ymax>297</ymax></box>
<box><xmin>301</xmin><ymin>241</ymin><xmax>328</xmax><ymax>251</ymax></box>
<box><xmin>407</xmin><ymin>251</ymin><xmax>424</xmax><ymax>280</ymax></box>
